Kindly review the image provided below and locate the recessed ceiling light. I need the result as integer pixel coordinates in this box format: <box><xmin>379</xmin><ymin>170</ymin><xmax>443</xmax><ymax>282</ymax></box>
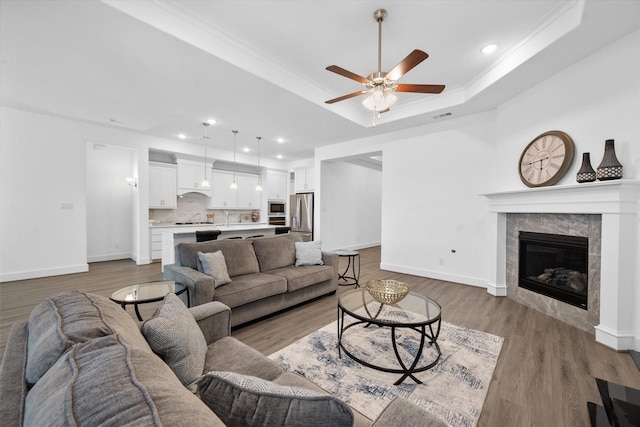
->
<box><xmin>207</xmin><ymin>118</ymin><xmax>217</xmax><ymax>125</ymax></box>
<box><xmin>276</xmin><ymin>154</ymin><xmax>283</xmax><ymax>159</ymax></box>
<box><xmin>243</xmin><ymin>147</ymin><xmax>250</xmax><ymax>153</ymax></box>
<box><xmin>276</xmin><ymin>137</ymin><xmax>285</xmax><ymax>143</ymax></box>
<box><xmin>178</xmin><ymin>133</ymin><xmax>186</xmax><ymax>139</ymax></box>
<box><xmin>481</xmin><ymin>44</ymin><xmax>497</xmax><ymax>54</ymax></box>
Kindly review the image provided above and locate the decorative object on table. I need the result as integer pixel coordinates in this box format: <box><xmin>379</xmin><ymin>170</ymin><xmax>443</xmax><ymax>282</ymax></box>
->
<box><xmin>251</xmin><ymin>211</ymin><xmax>260</xmax><ymax>222</ymax></box>
<box><xmin>269</xmin><ymin>319</ymin><xmax>504</xmax><ymax>427</ymax></box>
<box><xmin>576</xmin><ymin>152</ymin><xmax>597</xmax><ymax>183</ymax></box>
<box><xmin>518</xmin><ymin>130</ymin><xmax>575</xmax><ymax>188</ymax></box>
<box><xmin>366</xmin><ymin>279</ymin><xmax>409</xmax><ymax>304</ymax></box>
<box><xmin>596</xmin><ymin>139</ymin><xmax>623</xmax><ymax>181</ymax></box>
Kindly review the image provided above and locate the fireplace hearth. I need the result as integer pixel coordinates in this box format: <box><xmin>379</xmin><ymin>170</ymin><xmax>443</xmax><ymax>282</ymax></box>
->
<box><xmin>519</xmin><ymin>231</ymin><xmax>588</xmax><ymax>310</ymax></box>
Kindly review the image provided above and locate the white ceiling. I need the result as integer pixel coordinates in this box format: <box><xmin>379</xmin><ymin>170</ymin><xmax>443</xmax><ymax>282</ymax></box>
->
<box><xmin>1</xmin><ymin>0</ymin><xmax>639</xmax><ymax>162</ymax></box>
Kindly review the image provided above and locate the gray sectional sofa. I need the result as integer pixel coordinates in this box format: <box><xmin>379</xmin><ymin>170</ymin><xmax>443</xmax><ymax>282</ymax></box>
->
<box><xmin>0</xmin><ymin>290</ymin><xmax>447</xmax><ymax>426</ymax></box>
<box><xmin>163</xmin><ymin>233</ymin><xmax>339</xmax><ymax>327</ymax></box>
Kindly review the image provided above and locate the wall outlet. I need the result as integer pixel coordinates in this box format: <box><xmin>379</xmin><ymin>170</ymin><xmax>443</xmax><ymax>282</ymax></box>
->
<box><xmin>60</xmin><ymin>202</ymin><xmax>74</xmax><ymax>210</ymax></box>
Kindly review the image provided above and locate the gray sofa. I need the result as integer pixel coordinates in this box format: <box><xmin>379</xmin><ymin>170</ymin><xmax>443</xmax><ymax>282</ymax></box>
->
<box><xmin>163</xmin><ymin>233</ymin><xmax>338</xmax><ymax>327</ymax></box>
<box><xmin>0</xmin><ymin>290</ymin><xmax>447</xmax><ymax>426</ymax></box>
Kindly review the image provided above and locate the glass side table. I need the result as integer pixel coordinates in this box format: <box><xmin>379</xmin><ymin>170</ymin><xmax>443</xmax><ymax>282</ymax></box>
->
<box><xmin>110</xmin><ymin>281</ymin><xmax>189</xmax><ymax>321</ymax></box>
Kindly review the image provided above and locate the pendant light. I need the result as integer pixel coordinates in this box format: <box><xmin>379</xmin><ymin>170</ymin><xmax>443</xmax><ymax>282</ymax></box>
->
<box><xmin>255</xmin><ymin>136</ymin><xmax>263</xmax><ymax>192</ymax></box>
<box><xmin>200</xmin><ymin>122</ymin><xmax>210</xmax><ymax>188</ymax></box>
<box><xmin>230</xmin><ymin>130</ymin><xmax>238</xmax><ymax>190</ymax></box>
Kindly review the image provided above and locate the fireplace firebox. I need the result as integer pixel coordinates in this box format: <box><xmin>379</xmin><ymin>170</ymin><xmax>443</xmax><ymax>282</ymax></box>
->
<box><xmin>519</xmin><ymin>231</ymin><xmax>588</xmax><ymax>309</ymax></box>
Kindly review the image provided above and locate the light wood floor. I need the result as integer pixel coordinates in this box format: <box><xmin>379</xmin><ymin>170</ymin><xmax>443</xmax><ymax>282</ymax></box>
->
<box><xmin>2</xmin><ymin>246</ymin><xmax>639</xmax><ymax>426</ymax></box>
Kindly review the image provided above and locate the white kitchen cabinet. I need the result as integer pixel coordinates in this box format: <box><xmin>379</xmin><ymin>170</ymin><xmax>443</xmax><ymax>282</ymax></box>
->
<box><xmin>149</xmin><ymin>163</ymin><xmax>177</xmax><ymax>209</ymax></box>
<box><xmin>149</xmin><ymin>228</ymin><xmax>163</xmax><ymax>260</ymax></box>
<box><xmin>209</xmin><ymin>170</ymin><xmax>237</xmax><ymax>208</ymax></box>
<box><xmin>209</xmin><ymin>171</ymin><xmax>262</xmax><ymax>209</ymax></box>
<box><xmin>294</xmin><ymin>167</ymin><xmax>314</xmax><ymax>192</ymax></box>
<box><xmin>266</xmin><ymin>171</ymin><xmax>288</xmax><ymax>200</ymax></box>
<box><xmin>237</xmin><ymin>173</ymin><xmax>262</xmax><ymax>209</ymax></box>
<box><xmin>177</xmin><ymin>160</ymin><xmax>212</xmax><ymax>196</ymax></box>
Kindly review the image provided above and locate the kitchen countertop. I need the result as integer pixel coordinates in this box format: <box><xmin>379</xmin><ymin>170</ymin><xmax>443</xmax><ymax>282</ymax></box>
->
<box><xmin>150</xmin><ymin>222</ymin><xmax>274</xmax><ymax>231</ymax></box>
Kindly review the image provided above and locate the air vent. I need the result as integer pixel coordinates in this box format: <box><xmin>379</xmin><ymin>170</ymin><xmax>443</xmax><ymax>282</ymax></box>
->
<box><xmin>433</xmin><ymin>112</ymin><xmax>453</xmax><ymax>119</ymax></box>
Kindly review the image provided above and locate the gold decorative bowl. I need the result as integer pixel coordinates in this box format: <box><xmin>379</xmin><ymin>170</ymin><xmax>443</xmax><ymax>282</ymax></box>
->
<box><xmin>366</xmin><ymin>280</ymin><xmax>409</xmax><ymax>304</ymax></box>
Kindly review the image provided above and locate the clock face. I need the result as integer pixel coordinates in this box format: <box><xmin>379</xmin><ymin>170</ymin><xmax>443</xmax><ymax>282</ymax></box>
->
<box><xmin>519</xmin><ymin>131</ymin><xmax>575</xmax><ymax>188</ymax></box>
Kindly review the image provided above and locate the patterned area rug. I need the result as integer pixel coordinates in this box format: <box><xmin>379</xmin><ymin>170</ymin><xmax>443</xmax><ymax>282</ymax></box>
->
<box><xmin>269</xmin><ymin>317</ymin><xmax>503</xmax><ymax>427</ymax></box>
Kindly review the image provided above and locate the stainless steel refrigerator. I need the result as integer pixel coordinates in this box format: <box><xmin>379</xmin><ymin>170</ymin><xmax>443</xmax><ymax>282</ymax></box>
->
<box><xmin>289</xmin><ymin>193</ymin><xmax>313</xmax><ymax>241</ymax></box>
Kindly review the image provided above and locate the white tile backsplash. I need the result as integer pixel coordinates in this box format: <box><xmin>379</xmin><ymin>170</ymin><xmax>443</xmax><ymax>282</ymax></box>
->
<box><xmin>148</xmin><ymin>192</ymin><xmax>256</xmax><ymax>224</ymax></box>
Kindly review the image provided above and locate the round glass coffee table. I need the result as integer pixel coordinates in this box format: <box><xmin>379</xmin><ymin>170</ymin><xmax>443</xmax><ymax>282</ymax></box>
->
<box><xmin>337</xmin><ymin>288</ymin><xmax>441</xmax><ymax>385</ymax></box>
<box><xmin>110</xmin><ymin>281</ymin><xmax>189</xmax><ymax>321</ymax></box>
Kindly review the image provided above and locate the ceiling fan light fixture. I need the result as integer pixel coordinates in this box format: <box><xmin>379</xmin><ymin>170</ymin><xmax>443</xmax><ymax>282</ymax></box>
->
<box><xmin>362</xmin><ymin>88</ymin><xmax>397</xmax><ymax>111</ymax></box>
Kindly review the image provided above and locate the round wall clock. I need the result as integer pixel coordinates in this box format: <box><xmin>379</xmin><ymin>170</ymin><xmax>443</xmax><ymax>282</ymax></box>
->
<box><xmin>518</xmin><ymin>130</ymin><xmax>575</xmax><ymax>188</ymax></box>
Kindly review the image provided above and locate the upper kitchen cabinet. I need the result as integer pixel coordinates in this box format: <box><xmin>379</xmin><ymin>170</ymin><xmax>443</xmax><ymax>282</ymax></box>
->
<box><xmin>209</xmin><ymin>170</ymin><xmax>236</xmax><ymax>208</ymax></box>
<box><xmin>149</xmin><ymin>163</ymin><xmax>177</xmax><ymax>209</ymax></box>
<box><xmin>266</xmin><ymin>171</ymin><xmax>288</xmax><ymax>200</ymax></box>
<box><xmin>177</xmin><ymin>159</ymin><xmax>212</xmax><ymax>197</ymax></box>
<box><xmin>237</xmin><ymin>173</ymin><xmax>262</xmax><ymax>209</ymax></box>
<box><xmin>208</xmin><ymin>171</ymin><xmax>262</xmax><ymax>209</ymax></box>
<box><xmin>294</xmin><ymin>167</ymin><xmax>314</xmax><ymax>193</ymax></box>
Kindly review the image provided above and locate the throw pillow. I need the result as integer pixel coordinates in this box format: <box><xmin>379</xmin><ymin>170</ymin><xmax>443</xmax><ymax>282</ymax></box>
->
<box><xmin>197</xmin><ymin>251</ymin><xmax>232</xmax><ymax>287</ymax></box>
<box><xmin>141</xmin><ymin>293</ymin><xmax>207</xmax><ymax>390</ymax></box>
<box><xmin>294</xmin><ymin>240</ymin><xmax>324</xmax><ymax>266</ymax></box>
<box><xmin>198</xmin><ymin>371</ymin><xmax>353</xmax><ymax>427</ymax></box>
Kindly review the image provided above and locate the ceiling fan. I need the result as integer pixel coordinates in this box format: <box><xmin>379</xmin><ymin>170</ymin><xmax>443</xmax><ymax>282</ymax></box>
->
<box><xmin>325</xmin><ymin>9</ymin><xmax>445</xmax><ymax>113</ymax></box>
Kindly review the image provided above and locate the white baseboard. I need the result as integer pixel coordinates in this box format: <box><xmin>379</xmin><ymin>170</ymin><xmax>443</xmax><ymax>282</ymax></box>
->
<box><xmin>87</xmin><ymin>253</ymin><xmax>132</xmax><ymax>263</ymax></box>
<box><xmin>487</xmin><ymin>282</ymin><xmax>508</xmax><ymax>297</ymax></box>
<box><xmin>595</xmin><ymin>324</ymin><xmax>636</xmax><ymax>351</ymax></box>
<box><xmin>0</xmin><ymin>264</ymin><xmax>89</xmax><ymax>283</ymax></box>
<box><xmin>379</xmin><ymin>263</ymin><xmax>487</xmax><ymax>289</ymax></box>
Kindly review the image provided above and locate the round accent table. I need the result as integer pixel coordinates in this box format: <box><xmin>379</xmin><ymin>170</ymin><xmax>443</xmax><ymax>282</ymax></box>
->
<box><xmin>337</xmin><ymin>288</ymin><xmax>442</xmax><ymax>385</ymax></box>
<box><xmin>335</xmin><ymin>250</ymin><xmax>360</xmax><ymax>287</ymax></box>
<box><xmin>110</xmin><ymin>281</ymin><xmax>189</xmax><ymax>321</ymax></box>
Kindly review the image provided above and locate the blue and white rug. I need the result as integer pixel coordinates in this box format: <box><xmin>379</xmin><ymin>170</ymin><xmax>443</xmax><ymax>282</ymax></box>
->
<box><xmin>269</xmin><ymin>317</ymin><xmax>503</xmax><ymax>427</ymax></box>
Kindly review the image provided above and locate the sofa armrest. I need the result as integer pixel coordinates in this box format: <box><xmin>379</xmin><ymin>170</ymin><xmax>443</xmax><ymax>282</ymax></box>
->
<box><xmin>372</xmin><ymin>397</ymin><xmax>448</xmax><ymax>427</ymax></box>
<box><xmin>189</xmin><ymin>301</ymin><xmax>232</xmax><ymax>345</ymax></box>
<box><xmin>164</xmin><ymin>264</ymin><xmax>216</xmax><ymax>307</ymax></box>
<box><xmin>0</xmin><ymin>322</ymin><xmax>29</xmax><ymax>425</ymax></box>
<box><xmin>322</xmin><ymin>251</ymin><xmax>339</xmax><ymax>288</ymax></box>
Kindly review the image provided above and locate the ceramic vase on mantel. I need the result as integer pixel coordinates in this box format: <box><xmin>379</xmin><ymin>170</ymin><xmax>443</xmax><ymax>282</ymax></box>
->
<box><xmin>576</xmin><ymin>153</ymin><xmax>596</xmax><ymax>183</ymax></box>
<box><xmin>596</xmin><ymin>139</ymin><xmax>623</xmax><ymax>181</ymax></box>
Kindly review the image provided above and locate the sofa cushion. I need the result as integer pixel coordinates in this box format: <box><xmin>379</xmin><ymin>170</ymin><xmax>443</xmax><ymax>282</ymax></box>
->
<box><xmin>294</xmin><ymin>241</ymin><xmax>324</xmax><ymax>266</ymax></box>
<box><xmin>24</xmin><ymin>334</ymin><xmax>219</xmax><ymax>426</ymax></box>
<box><xmin>267</xmin><ymin>265</ymin><xmax>335</xmax><ymax>292</ymax></box>
<box><xmin>177</xmin><ymin>240</ymin><xmax>260</xmax><ymax>277</ymax></box>
<box><xmin>204</xmin><ymin>336</ymin><xmax>284</xmax><ymax>381</ymax></box>
<box><xmin>197</xmin><ymin>250</ymin><xmax>232</xmax><ymax>287</ymax></box>
<box><xmin>251</xmin><ymin>234</ymin><xmax>298</xmax><ymax>272</ymax></box>
<box><xmin>26</xmin><ymin>290</ymin><xmax>150</xmax><ymax>384</ymax></box>
<box><xmin>141</xmin><ymin>293</ymin><xmax>207</xmax><ymax>390</ymax></box>
<box><xmin>198</xmin><ymin>371</ymin><xmax>353</xmax><ymax>427</ymax></box>
<box><xmin>213</xmin><ymin>273</ymin><xmax>286</xmax><ymax>308</ymax></box>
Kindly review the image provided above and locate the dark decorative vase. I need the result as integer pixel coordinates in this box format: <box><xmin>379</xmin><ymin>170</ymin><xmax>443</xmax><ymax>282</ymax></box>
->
<box><xmin>576</xmin><ymin>153</ymin><xmax>596</xmax><ymax>183</ymax></box>
<box><xmin>596</xmin><ymin>139</ymin><xmax>623</xmax><ymax>180</ymax></box>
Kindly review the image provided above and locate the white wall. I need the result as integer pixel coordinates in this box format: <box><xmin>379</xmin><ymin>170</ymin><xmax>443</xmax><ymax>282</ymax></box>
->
<box><xmin>380</xmin><ymin>112</ymin><xmax>497</xmax><ymax>287</ymax></box>
<box><xmin>320</xmin><ymin>161</ymin><xmax>381</xmax><ymax>251</ymax></box>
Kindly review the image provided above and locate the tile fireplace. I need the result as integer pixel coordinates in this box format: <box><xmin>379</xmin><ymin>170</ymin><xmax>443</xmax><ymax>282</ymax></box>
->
<box><xmin>483</xmin><ymin>180</ymin><xmax>640</xmax><ymax>351</ymax></box>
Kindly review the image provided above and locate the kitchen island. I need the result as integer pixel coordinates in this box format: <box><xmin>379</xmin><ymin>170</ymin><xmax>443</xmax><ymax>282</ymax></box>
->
<box><xmin>154</xmin><ymin>223</ymin><xmax>276</xmax><ymax>271</ymax></box>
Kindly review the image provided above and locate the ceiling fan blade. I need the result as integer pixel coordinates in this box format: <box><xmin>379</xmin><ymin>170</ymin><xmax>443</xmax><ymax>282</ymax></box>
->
<box><xmin>395</xmin><ymin>83</ymin><xmax>445</xmax><ymax>94</ymax></box>
<box><xmin>326</xmin><ymin>65</ymin><xmax>370</xmax><ymax>84</ymax></box>
<box><xmin>325</xmin><ymin>90</ymin><xmax>369</xmax><ymax>104</ymax></box>
<box><xmin>386</xmin><ymin>50</ymin><xmax>429</xmax><ymax>82</ymax></box>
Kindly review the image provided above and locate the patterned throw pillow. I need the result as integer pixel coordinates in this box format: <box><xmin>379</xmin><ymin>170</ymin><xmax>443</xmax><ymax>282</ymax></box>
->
<box><xmin>294</xmin><ymin>241</ymin><xmax>324</xmax><ymax>266</ymax></box>
<box><xmin>197</xmin><ymin>251</ymin><xmax>232</xmax><ymax>287</ymax></box>
<box><xmin>141</xmin><ymin>293</ymin><xmax>208</xmax><ymax>390</ymax></box>
<box><xmin>198</xmin><ymin>371</ymin><xmax>353</xmax><ymax>427</ymax></box>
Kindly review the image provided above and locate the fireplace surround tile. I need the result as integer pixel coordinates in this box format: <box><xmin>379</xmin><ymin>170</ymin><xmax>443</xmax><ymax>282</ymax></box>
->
<box><xmin>506</xmin><ymin>213</ymin><xmax>601</xmax><ymax>334</ymax></box>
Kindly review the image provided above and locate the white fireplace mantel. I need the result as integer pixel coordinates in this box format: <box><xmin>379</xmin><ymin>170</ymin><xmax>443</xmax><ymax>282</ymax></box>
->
<box><xmin>482</xmin><ymin>180</ymin><xmax>640</xmax><ymax>351</ymax></box>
